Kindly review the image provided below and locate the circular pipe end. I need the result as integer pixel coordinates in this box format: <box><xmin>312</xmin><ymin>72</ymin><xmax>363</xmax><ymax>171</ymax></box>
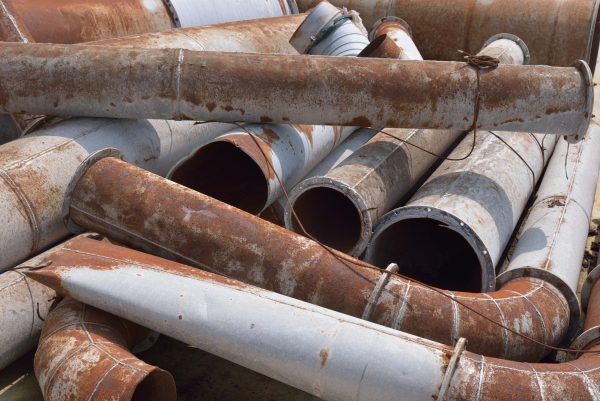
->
<box><xmin>284</xmin><ymin>177</ymin><xmax>370</xmax><ymax>256</ymax></box>
<box><xmin>566</xmin><ymin>60</ymin><xmax>594</xmax><ymax>144</ymax></box>
<box><xmin>366</xmin><ymin>206</ymin><xmax>495</xmax><ymax>292</ymax></box>
<box><xmin>582</xmin><ymin>264</ymin><xmax>600</xmax><ymax>310</ymax></box>
<box><xmin>369</xmin><ymin>16</ymin><xmax>413</xmax><ymax>41</ymax></box>
<box><xmin>289</xmin><ymin>1</ymin><xmax>341</xmax><ymax>53</ymax></box>
<box><xmin>496</xmin><ymin>268</ymin><xmax>582</xmax><ymax>343</ymax></box>
<box><xmin>482</xmin><ymin>33</ymin><xmax>531</xmax><ymax>65</ymax></box>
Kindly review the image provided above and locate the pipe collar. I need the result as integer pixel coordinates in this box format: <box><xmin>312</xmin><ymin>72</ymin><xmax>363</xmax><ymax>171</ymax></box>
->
<box><xmin>483</xmin><ymin>33</ymin><xmax>531</xmax><ymax>65</ymax></box>
<box><xmin>289</xmin><ymin>1</ymin><xmax>349</xmax><ymax>53</ymax></box>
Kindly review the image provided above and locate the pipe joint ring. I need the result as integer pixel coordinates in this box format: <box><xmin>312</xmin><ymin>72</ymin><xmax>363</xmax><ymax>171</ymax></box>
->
<box><xmin>566</xmin><ymin>60</ymin><xmax>594</xmax><ymax>144</ymax></box>
<box><xmin>369</xmin><ymin>16</ymin><xmax>413</xmax><ymax>41</ymax></box>
<box><xmin>582</xmin><ymin>265</ymin><xmax>600</xmax><ymax>310</ymax></box>
<box><xmin>482</xmin><ymin>33</ymin><xmax>531</xmax><ymax>65</ymax></box>
<box><xmin>62</xmin><ymin>148</ymin><xmax>124</xmax><ymax>234</ymax></box>
<box><xmin>437</xmin><ymin>337</ymin><xmax>468</xmax><ymax>401</ymax></box>
<box><xmin>362</xmin><ymin>263</ymin><xmax>399</xmax><ymax>321</ymax></box>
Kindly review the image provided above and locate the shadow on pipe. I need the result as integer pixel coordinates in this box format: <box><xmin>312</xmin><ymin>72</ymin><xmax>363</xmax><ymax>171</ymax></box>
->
<box><xmin>170</xmin><ymin>141</ymin><xmax>268</xmax><ymax>214</ymax></box>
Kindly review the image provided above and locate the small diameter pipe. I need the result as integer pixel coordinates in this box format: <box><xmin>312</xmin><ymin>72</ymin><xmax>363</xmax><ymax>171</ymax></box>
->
<box><xmin>0</xmin><ymin>43</ymin><xmax>593</xmax><ymax>137</ymax></box>
<box><xmin>35</xmin><ymin>298</ymin><xmax>175</xmax><ymax>401</ymax></box>
<box><xmin>167</xmin><ymin>4</ymin><xmax>366</xmax><ymax>214</ymax></box>
<box><xmin>295</xmin><ymin>0</ymin><xmax>600</xmax><ymax>70</ymax></box>
<box><xmin>364</xmin><ymin>35</ymin><xmax>554</xmax><ymax>291</ymax></box>
<box><xmin>65</xmin><ymin>157</ymin><xmax>571</xmax><ymax>361</ymax></box>
<box><xmin>497</xmin><ymin>121</ymin><xmax>600</xmax><ymax>321</ymax></box>
<box><xmin>28</xmin><ymin>237</ymin><xmax>600</xmax><ymax>401</ymax></box>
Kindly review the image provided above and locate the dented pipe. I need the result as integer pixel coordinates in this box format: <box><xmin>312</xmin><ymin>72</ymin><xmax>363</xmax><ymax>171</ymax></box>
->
<box><xmin>296</xmin><ymin>0</ymin><xmax>600</xmax><ymax>70</ymax></box>
<box><xmin>28</xmin><ymin>238</ymin><xmax>600</xmax><ymax>401</ymax></box>
<box><xmin>0</xmin><ymin>43</ymin><xmax>593</xmax><ymax>137</ymax></box>
<box><xmin>35</xmin><ymin>298</ymin><xmax>175</xmax><ymax>401</ymax></box>
<box><xmin>497</xmin><ymin>122</ymin><xmax>600</xmax><ymax>318</ymax></box>
<box><xmin>65</xmin><ymin>157</ymin><xmax>571</xmax><ymax>361</ymax></box>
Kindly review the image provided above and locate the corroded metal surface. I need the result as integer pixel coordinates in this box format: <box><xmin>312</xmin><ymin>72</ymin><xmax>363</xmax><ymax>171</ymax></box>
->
<box><xmin>67</xmin><ymin>158</ymin><xmax>570</xmax><ymax>361</ymax></box>
<box><xmin>26</xmin><ymin>238</ymin><xmax>600</xmax><ymax>401</ymax></box>
<box><xmin>0</xmin><ymin>43</ymin><xmax>593</xmax><ymax>136</ymax></box>
<box><xmin>297</xmin><ymin>0</ymin><xmax>600</xmax><ymax>70</ymax></box>
<box><xmin>366</xmin><ymin>131</ymin><xmax>557</xmax><ymax>292</ymax></box>
<box><xmin>0</xmin><ymin>0</ymin><xmax>173</xmax><ymax>44</ymax></box>
<box><xmin>35</xmin><ymin>298</ymin><xmax>175</xmax><ymax>401</ymax></box>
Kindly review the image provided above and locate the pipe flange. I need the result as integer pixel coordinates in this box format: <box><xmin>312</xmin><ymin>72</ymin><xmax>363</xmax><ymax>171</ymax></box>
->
<box><xmin>569</xmin><ymin>326</ymin><xmax>600</xmax><ymax>357</ymax></box>
<box><xmin>566</xmin><ymin>60</ymin><xmax>594</xmax><ymax>144</ymax></box>
<box><xmin>496</xmin><ymin>267</ymin><xmax>582</xmax><ymax>344</ymax></box>
<box><xmin>482</xmin><ymin>33</ymin><xmax>531</xmax><ymax>65</ymax></box>
<box><xmin>369</xmin><ymin>16</ymin><xmax>413</xmax><ymax>41</ymax></box>
<box><xmin>62</xmin><ymin>148</ymin><xmax>124</xmax><ymax>234</ymax></box>
<box><xmin>286</xmin><ymin>0</ymin><xmax>300</xmax><ymax>14</ymax></box>
<box><xmin>365</xmin><ymin>206</ymin><xmax>496</xmax><ymax>292</ymax></box>
<box><xmin>289</xmin><ymin>1</ymin><xmax>344</xmax><ymax>54</ymax></box>
<box><xmin>582</xmin><ymin>265</ymin><xmax>600</xmax><ymax>310</ymax></box>
<box><xmin>160</xmin><ymin>0</ymin><xmax>182</xmax><ymax>27</ymax></box>
<box><xmin>132</xmin><ymin>330</ymin><xmax>161</xmax><ymax>354</ymax></box>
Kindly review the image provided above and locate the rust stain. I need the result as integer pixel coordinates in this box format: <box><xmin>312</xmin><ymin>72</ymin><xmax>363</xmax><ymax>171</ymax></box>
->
<box><xmin>319</xmin><ymin>348</ymin><xmax>329</xmax><ymax>368</ymax></box>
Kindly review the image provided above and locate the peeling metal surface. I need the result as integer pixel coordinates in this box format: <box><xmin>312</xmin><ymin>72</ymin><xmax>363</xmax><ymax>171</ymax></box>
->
<box><xmin>0</xmin><ymin>43</ymin><xmax>593</xmax><ymax>136</ymax></box>
<box><xmin>25</xmin><ymin>237</ymin><xmax>600</xmax><ymax>401</ymax></box>
<box><xmin>35</xmin><ymin>298</ymin><xmax>175</xmax><ymax>401</ymax></box>
<box><xmin>67</xmin><ymin>158</ymin><xmax>570</xmax><ymax>361</ymax></box>
<box><xmin>297</xmin><ymin>0</ymin><xmax>600</xmax><ymax>70</ymax></box>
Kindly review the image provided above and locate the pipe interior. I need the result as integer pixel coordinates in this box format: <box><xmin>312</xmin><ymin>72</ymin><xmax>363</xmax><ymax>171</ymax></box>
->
<box><xmin>370</xmin><ymin>218</ymin><xmax>482</xmax><ymax>292</ymax></box>
<box><xmin>170</xmin><ymin>141</ymin><xmax>268</xmax><ymax>215</ymax></box>
<box><xmin>131</xmin><ymin>370</ymin><xmax>176</xmax><ymax>401</ymax></box>
<box><xmin>291</xmin><ymin>186</ymin><xmax>363</xmax><ymax>254</ymax></box>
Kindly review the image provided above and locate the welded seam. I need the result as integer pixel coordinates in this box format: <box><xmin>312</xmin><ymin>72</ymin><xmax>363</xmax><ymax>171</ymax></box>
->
<box><xmin>391</xmin><ymin>281</ymin><xmax>412</xmax><ymax>330</ymax></box>
<box><xmin>385</xmin><ymin>0</ymin><xmax>395</xmax><ymax>17</ymax></box>
<box><xmin>528</xmin><ymin>364</ymin><xmax>546</xmax><ymax>401</ymax></box>
<box><xmin>0</xmin><ymin>1</ymin><xmax>29</xmax><ymax>42</ymax></box>
<box><xmin>483</xmin><ymin>293</ymin><xmax>509</xmax><ymax>358</ymax></box>
<box><xmin>0</xmin><ymin>273</ymin><xmax>24</xmax><ymax>291</ymax></box>
<box><xmin>42</xmin><ymin>342</ymin><xmax>93</xmax><ymax>396</ymax></box>
<box><xmin>522</xmin><ymin>293</ymin><xmax>549</xmax><ymax>350</ymax></box>
<box><xmin>450</xmin><ymin>293</ymin><xmax>461</xmax><ymax>342</ymax></box>
<box><xmin>475</xmin><ymin>357</ymin><xmax>486</xmax><ymax>401</ymax></box>
<box><xmin>175</xmin><ymin>48</ymin><xmax>184</xmax><ymax>120</ymax></box>
<box><xmin>566</xmin><ymin>363</ymin><xmax>600</xmax><ymax>401</ymax></box>
<box><xmin>0</xmin><ymin>169</ymin><xmax>40</xmax><ymax>255</ymax></box>
<box><xmin>68</xmin><ymin>205</ymin><xmax>221</xmax><ymax>274</ymax></box>
<box><xmin>87</xmin><ymin>363</ymin><xmax>119</xmax><ymax>401</ymax></box>
<box><xmin>3</xmin><ymin>271</ymin><xmax>37</xmax><ymax>339</ymax></box>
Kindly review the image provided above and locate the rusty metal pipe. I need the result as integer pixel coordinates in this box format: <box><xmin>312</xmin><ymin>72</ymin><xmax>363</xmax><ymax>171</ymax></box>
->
<box><xmin>498</xmin><ymin>122</ymin><xmax>600</xmax><ymax>326</ymax></box>
<box><xmin>27</xmin><ymin>237</ymin><xmax>600</xmax><ymax>401</ymax></box>
<box><xmin>0</xmin><ymin>43</ymin><xmax>592</xmax><ymax>137</ymax></box>
<box><xmin>297</xmin><ymin>0</ymin><xmax>600</xmax><ymax>71</ymax></box>
<box><xmin>35</xmin><ymin>298</ymin><xmax>175</xmax><ymax>401</ymax></box>
<box><xmin>65</xmin><ymin>157</ymin><xmax>570</xmax><ymax>361</ymax></box>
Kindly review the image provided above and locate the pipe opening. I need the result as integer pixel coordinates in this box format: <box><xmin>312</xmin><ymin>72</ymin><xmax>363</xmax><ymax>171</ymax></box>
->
<box><xmin>170</xmin><ymin>141</ymin><xmax>268</xmax><ymax>215</ymax></box>
<box><xmin>370</xmin><ymin>218</ymin><xmax>482</xmax><ymax>292</ymax></box>
<box><xmin>132</xmin><ymin>369</ymin><xmax>176</xmax><ymax>401</ymax></box>
<box><xmin>291</xmin><ymin>186</ymin><xmax>362</xmax><ymax>253</ymax></box>
<box><xmin>357</xmin><ymin>34</ymin><xmax>388</xmax><ymax>57</ymax></box>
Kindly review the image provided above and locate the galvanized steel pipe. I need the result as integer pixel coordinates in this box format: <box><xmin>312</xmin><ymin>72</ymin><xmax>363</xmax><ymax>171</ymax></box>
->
<box><xmin>297</xmin><ymin>0</ymin><xmax>600</xmax><ymax>70</ymax></box>
<box><xmin>0</xmin><ymin>42</ymin><xmax>593</xmax><ymax>136</ymax></box>
<box><xmin>28</xmin><ymin>237</ymin><xmax>600</xmax><ymax>401</ymax></box>
<box><xmin>35</xmin><ymin>298</ymin><xmax>175</xmax><ymax>401</ymax></box>
<box><xmin>497</xmin><ymin>122</ymin><xmax>600</xmax><ymax>319</ymax></box>
<box><xmin>65</xmin><ymin>157</ymin><xmax>570</xmax><ymax>361</ymax></box>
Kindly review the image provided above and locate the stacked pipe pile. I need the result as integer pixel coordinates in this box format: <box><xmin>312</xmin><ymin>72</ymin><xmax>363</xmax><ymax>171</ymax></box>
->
<box><xmin>1</xmin><ymin>1</ymin><xmax>600</xmax><ymax>401</ymax></box>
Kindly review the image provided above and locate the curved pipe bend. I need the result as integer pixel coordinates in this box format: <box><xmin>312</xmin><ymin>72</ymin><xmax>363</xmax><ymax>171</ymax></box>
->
<box><xmin>35</xmin><ymin>298</ymin><xmax>175</xmax><ymax>401</ymax></box>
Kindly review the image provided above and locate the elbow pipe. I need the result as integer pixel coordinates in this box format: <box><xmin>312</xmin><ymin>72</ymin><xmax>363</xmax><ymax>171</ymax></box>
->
<box><xmin>26</xmin><ymin>239</ymin><xmax>600</xmax><ymax>401</ymax></box>
<box><xmin>296</xmin><ymin>0</ymin><xmax>600</xmax><ymax>71</ymax></box>
<box><xmin>65</xmin><ymin>157</ymin><xmax>571</xmax><ymax>361</ymax></box>
<box><xmin>0</xmin><ymin>43</ymin><xmax>593</xmax><ymax>137</ymax></box>
<box><xmin>35</xmin><ymin>298</ymin><xmax>175</xmax><ymax>401</ymax></box>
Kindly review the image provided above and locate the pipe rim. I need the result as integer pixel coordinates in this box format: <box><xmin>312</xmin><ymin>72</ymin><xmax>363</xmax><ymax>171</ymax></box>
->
<box><xmin>289</xmin><ymin>1</ymin><xmax>341</xmax><ymax>53</ymax></box>
<box><xmin>482</xmin><ymin>33</ymin><xmax>531</xmax><ymax>65</ymax></box>
<box><xmin>570</xmin><ymin>325</ymin><xmax>600</xmax><ymax>357</ymax></box>
<box><xmin>366</xmin><ymin>205</ymin><xmax>496</xmax><ymax>292</ymax></box>
<box><xmin>369</xmin><ymin>16</ymin><xmax>413</xmax><ymax>41</ymax></box>
<box><xmin>284</xmin><ymin>176</ymin><xmax>371</xmax><ymax>256</ymax></box>
<box><xmin>587</xmin><ymin>0</ymin><xmax>600</xmax><ymax>72</ymax></box>
<box><xmin>582</xmin><ymin>264</ymin><xmax>600</xmax><ymax>310</ymax></box>
<box><xmin>567</xmin><ymin>60</ymin><xmax>594</xmax><ymax>144</ymax></box>
<box><xmin>496</xmin><ymin>267</ymin><xmax>582</xmax><ymax>343</ymax></box>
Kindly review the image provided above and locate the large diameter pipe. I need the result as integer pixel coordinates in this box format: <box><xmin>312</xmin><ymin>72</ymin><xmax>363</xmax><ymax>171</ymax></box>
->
<box><xmin>497</xmin><ymin>122</ymin><xmax>600</xmax><ymax>316</ymax></box>
<box><xmin>28</xmin><ymin>238</ymin><xmax>600</xmax><ymax>401</ymax></box>
<box><xmin>0</xmin><ymin>43</ymin><xmax>593</xmax><ymax>137</ymax></box>
<box><xmin>0</xmin><ymin>118</ymin><xmax>231</xmax><ymax>272</ymax></box>
<box><xmin>36</xmin><ymin>298</ymin><xmax>175</xmax><ymax>401</ymax></box>
<box><xmin>366</xmin><ymin>130</ymin><xmax>558</xmax><ymax>292</ymax></box>
<box><xmin>65</xmin><ymin>157</ymin><xmax>570</xmax><ymax>361</ymax></box>
<box><xmin>296</xmin><ymin>0</ymin><xmax>600</xmax><ymax>71</ymax></box>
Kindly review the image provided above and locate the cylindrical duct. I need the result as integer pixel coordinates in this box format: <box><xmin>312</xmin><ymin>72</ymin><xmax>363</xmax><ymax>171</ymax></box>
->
<box><xmin>497</xmin><ymin>122</ymin><xmax>600</xmax><ymax>318</ymax></box>
<box><xmin>296</xmin><ymin>0</ymin><xmax>600</xmax><ymax>70</ymax></box>
<box><xmin>64</xmin><ymin>158</ymin><xmax>572</xmax><ymax>361</ymax></box>
<box><xmin>0</xmin><ymin>42</ymin><xmax>593</xmax><ymax>137</ymax></box>
<box><xmin>35</xmin><ymin>298</ymin><xmax>175</xmax><ymax>401</ymax></box>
